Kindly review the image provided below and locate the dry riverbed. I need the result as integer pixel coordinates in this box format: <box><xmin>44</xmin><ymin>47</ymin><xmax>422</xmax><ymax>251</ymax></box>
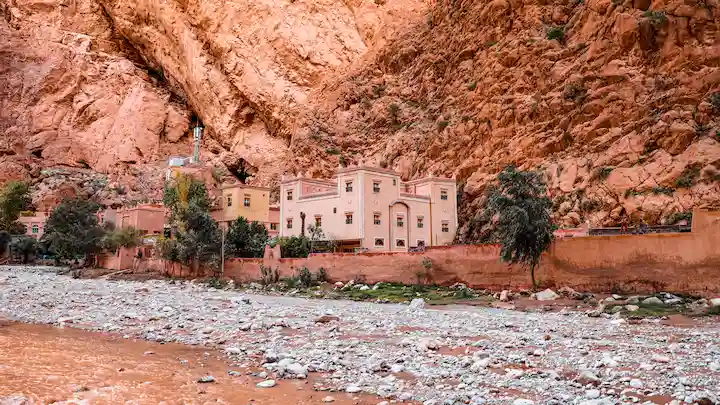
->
<box><xmin>0</xmin><ymin>266</ymin><xmax>719</xmax><ymax>405</ymax></box>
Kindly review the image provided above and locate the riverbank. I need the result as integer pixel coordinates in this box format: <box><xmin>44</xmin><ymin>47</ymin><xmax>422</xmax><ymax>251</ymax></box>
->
<box><xmin>1</xmin><ymin>266</ymin><xmax>719</xmax><ymax>404</ymax></box>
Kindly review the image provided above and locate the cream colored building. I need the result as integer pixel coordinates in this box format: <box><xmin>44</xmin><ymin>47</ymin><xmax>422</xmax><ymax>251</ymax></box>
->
<box><xmin>213</xmin><ymin>183</ymin><xmax>279</xmax><ymax>234</ymax></box>
<box><xmin>279</xmin><ymin>166</ymin><xmax>458</xmax><ymax>252</ymax></box>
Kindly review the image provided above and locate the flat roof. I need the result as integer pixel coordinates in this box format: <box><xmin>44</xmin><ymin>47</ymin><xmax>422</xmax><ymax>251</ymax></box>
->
<box><xmin>219</xmin><ymin>183</ymin><xmax>271</xmax><ymax>191</ymax></box>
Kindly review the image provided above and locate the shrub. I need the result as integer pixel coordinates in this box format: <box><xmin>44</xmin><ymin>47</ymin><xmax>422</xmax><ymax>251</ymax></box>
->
<box><xmin>675</xmin><ymin>167</ymin><xmax>700</xmax><ymax>188</ymax></box>
<box><xmin>315</xmin><ymin>267</ymin><xmax>329</xmax><ymax>283</ymax></box>
<box><xmin>564</xmin><ymin>82</ymin><xmax>586</xmax><ymax>102</ymax></box>
<box><xmin>467</xmin><ymin>81</ymin><xmax>477</xmax><ymax>91</ymax></box>
<box><xmin>547</xmin><ymin>26</ymin><xmax>565</xmax><ymax>42</ymax></box>
<box><xmin>297</xmin><ymin>266</ymin><xmax>313</xmax><ymax>287</ymax></box>
<box><xmin>437</xmin><ymin>120</ymin><xmax>450</xmax><ymax>131</ymax></box>
<box><xmin>651</xmin><ymin>186</ymin><xmax>674</xmax><ymax>195</ymax></box>
<box><xmin>710</xmin><ymin>92</ymin><xmax>720</xmax><ymax>112</ymax></box>
<box><xmin>325</xmin><ymin>147</ymin><xmax>340</xmax><ymax>155</ymax></box>
<box><xmin>594</xmin><ymin>166</ymin><xmax>614</xmax><ymax>180</ymax></box>
<box><xmin>643</xmin><ymin>10</ymin><xmax>668</xmax><ymax>25</ymax></box>
<box><xmin>207</xmin><ymin>277</ymin><xmax>228</xmax><ymax>289</ymax></box>
<box><xmin>581</xmin><ymin>199</ymin><xmax>602</xmax><ymax>212</ymax></box>
<box><xmin>667</xmin><ymin>211</ymin><xmax>692</xmax><ymax>225</ymax></box>
<box><xmin>421</xmin><ymin>257</ymin><xmax>433</xmax><ymax>270</ymax></box>
<box><xmin>260</xmin><ymin>265</ymin><xmax>279</xmax><ymax>285</ymax></box>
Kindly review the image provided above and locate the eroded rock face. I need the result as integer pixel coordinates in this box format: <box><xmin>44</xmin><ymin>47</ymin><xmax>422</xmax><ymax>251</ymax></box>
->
<box><xmin>1</xmin><ymin>0</ymin><xmax>719</xmax><ymax>232</ymax></box>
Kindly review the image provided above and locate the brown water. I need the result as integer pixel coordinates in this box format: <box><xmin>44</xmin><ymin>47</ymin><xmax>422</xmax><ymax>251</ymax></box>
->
<box><xmin>0</xmin><ymin>323</ymin><xmax>386</xmax><ymax>405</ymax></box>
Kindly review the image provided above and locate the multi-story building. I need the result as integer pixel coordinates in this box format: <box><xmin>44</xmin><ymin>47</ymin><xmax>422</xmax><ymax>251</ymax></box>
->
<box><xmin>279</xmin><ymin>166</ymin><xmax>458</xmax><ymax>252</ymax></box>
<box><xmin>18</xmin><ymin>211</ymin><xmax>50</xmax><ymax>239</ymax></box>
<box><xmin>213</xmin><ymin>183</ymin><xmax>280</xmax><ymax>234</ymax></box>
<box><xmin>115</xmin><ymin>204</ymin><xmax>166</xmax><ymax>235</ymax></box>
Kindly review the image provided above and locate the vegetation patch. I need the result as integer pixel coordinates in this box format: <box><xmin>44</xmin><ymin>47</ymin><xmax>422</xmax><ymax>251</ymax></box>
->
<box><xmin>674</xmin><ymin>166</ymin><xmax>700</xmax><ymax>188</ymax></box>
<box><xmin>546</xmin><ymin>25</ymin><xmax>566</xmax><ymax>42</ymax></box>
<box><xmin>643</xmin><ymin>10</ymin><xmax>668</xmax><ymax>26</ymax></box>
<box><xmin>593</xmin><ymin>166</ymin><xmax>614</xmax><ymax>180</ymax></box>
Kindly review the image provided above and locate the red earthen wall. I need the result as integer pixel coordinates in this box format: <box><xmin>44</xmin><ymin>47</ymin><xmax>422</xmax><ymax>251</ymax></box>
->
<box><xmin>105</xmin><ymin>210</ymin><xmax>720</xmax><ymax>295</ymax></box>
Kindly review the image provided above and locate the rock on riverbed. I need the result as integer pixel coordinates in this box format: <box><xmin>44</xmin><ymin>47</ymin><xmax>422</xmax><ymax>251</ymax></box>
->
<box><xmin>0</xmin><ymin>266</ymin><xmax>718</xmax><ymax>405</ymax></box>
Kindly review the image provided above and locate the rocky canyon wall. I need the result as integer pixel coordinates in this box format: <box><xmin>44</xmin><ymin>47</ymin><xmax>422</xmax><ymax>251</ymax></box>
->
<box><xmin>1</xmin><ymin>0</ymin><xmax>719</xmax><ymax>233</ymax></box>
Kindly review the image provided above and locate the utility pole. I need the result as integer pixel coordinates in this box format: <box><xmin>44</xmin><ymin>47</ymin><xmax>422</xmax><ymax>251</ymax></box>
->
<box><xmin>220</xmin><ymin>225</ymin><xmax>225</xmax><ymax>276</ymax></box>
<box><xmin>192</xmin><ymin>119</ymin><xmax>203</xmax><ymax>164</ymax></box>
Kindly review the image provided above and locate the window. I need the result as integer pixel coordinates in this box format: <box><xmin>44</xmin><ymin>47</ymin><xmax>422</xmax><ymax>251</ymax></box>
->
<box><xmin>396</xmin><ymin>239</ymin><xmax>406</xmax><ymax>247</ymax></box>
<box><xmin>417</xmin><ymin>240</ymin><xmax>425</xmax><ymax>247</ymax></box>
<box><xmin>440</xmin><ymin>189</ymin><xmax>448</xmax><ymax>200</ymax></box>
<box><xmin>287</xmin><ymin>219</ymin><xmax>293</xmax><ymax>229</ymax></box>
<box><xmin>333</xmin><ymin>207</ymin><xmax>337</xmax><ymax>214</ymax></box>
<box><xmin>32</xmin><ymin>224</ymin><xmax>38</xmax><ymax>234</ymax></box>
<box><xmin>373</xmin><ymin>181</ymin><xmax>380</xmax><ymax>193</ymax></box>
<box><xmin>244</xmin><ymin>196</ymin><xmax>251</xmax><ymax>207</ymax></box>
<box><xmin>374</xmin><ymin>238</ymin><xmax>385</xmax><ymax>247</ymax></box>
<box><xmin>417</xmin><ymin>217</ymin><xmax>424</xmax><ymax>228</ymax></box>
<box><xmin>396</xmin><ymin>216</ymin><xmax>404</xmax><ymax>227</ymax></box>
<box><xmin>373</xmin><ymin>213</ymin><xmax>381</xmax><ymax>225</ymax></box>
<box><xmin>270</xmin><ymin>223</ymin><xmax>278</xmax><ymax>230</ymax></box>
<box><xmin>442</xmin><ymin>221</ymin><xmax>449</xmax><ymax>232</ymax></box>
<box><xmin>345</xmin><ymin>181</ymin><xmax>353</xmax><ymax>192</ymax></box>
<box><xmin>315</xmin><ymin>216</ymin><xmax>322</xmax><ymax>227</ymax></box>
<box><xmin>226</xmin><ymin>195</ymin><xmax>233</xmax><ymax>207</ymax></box>
<box><xmin>287</xmin><ymin>190</ymin><xmax>293</xmax><ymax>201</ymax></box>
<box><xmin>393</xmin><ymin>179</ymin><xmax>397</xmax><ymax>186</ymax></box>
<box><xmin>345</xmin><ymin>213</ymin><xmax>353</xmax><ymax>224</ymax></box>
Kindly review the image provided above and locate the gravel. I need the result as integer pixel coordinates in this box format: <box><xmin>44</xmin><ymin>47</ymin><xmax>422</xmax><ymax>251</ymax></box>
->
<box><xmin>1</xmin><ymin>266</ymin><xmax>719</xmax><ymax>405</ymax></box>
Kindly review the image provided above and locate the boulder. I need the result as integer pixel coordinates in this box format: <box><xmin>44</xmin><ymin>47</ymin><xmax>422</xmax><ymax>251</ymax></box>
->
<box><xmin>534</xmin><ymin>289</ymin><xmax>560</xmax><ymax>301</ymax></box>
<box><xmin>709</xmin><ymin>298</ymin><xmax>720</xmax><ymax>307</ymax></box>
<box><xmin>409</xmin><ymin>298</ymin><xmax>426</xmax><ymax>309</ymax></box>
<box><xmin>641</xmin><ymin>297</ymin><xmax>664</xmax><ymax>306</ymax></box>
<box><xmin>499</xmin><ymin>290</ymin><xmax>510</xmax><ymax>302</ymax></box>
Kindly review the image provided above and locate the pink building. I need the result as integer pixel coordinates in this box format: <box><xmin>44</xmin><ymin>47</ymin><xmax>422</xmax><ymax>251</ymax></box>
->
<box><xmin>269</xmin><ymin>205</ymin><xmax>280</xmax><ymax>237</ymax></box>
<box><xmin>280</xmin><ymin>166</ymin><xmax>458</xmax><ymax>252</ymax></box>
<box><xmin>115</xmin><ymin>204</ymin><xmax>166</xmax><ymax>235</ymax></box>
<box><xmin>18</xmin><ymin>211</ymin><xmax>50</xmax><ymax>239</ymax></box>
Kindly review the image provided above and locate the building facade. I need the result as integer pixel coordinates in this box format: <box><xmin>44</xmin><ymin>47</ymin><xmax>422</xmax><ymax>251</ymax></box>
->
<box><xmin>279</xmin><ymin>166</ymin><xmax>458</xmax><ymax>252</ymax></box>
<box><xmin>115</xmin><ymin>204</ymin><xmax>166</xmax><ymax>235</ymax></box>
<box><xmin>212</xmin><ymin>183</ymin><xmax>280</xmax><ymax>235</ymax></box>
<box><xmin>18</xmin><ymin>211</ymin><xmax>50</xmax><ymax>239</ymax></box>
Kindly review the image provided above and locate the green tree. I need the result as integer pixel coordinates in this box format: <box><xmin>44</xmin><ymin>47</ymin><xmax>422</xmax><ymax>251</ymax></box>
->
<box><xmin>164</xmin><ymin>174</ymin><xmax>221</xmax><ymax>274</ymax></box>
<box><xmin>486</xmin><ymin>165</ymin><xmax>554</xmax><ymax>288</ymax></box>
<box><xmin>278</xmin><ymin>235</ymin><xmax>310</xmax><ymax>258</ymax></box>
<box><xmin>0</xmin><ymin>181</ymin><xmax>32</xmax><ymax>235</ymax></box>
<box><xmin>41</xmin><ymin>197</ymin><xmax>105</xmax><ymax>264</ymax></box>
<box><xmin>10</xmin><ymin>236</ymin><xmax>38</xmax><ymax>264</ymax></box>
<box><xmin>0</xmin><ymin>231</ymin><xmax>11</xmax><ymax>257</ymax></box>
<box><xmin>225</xmin><ymin>216</ymin><xmax>268</xmax><ymax>258</ymax></box>
<box><xmin>307</xmin><ymin>224</ymin><xmax>325</xmax><ymax>253</ymax></box>
<box><xmin>103</xmin><ymin>226</ymin><xmax>142</xmax><ymax>252</ymax></box>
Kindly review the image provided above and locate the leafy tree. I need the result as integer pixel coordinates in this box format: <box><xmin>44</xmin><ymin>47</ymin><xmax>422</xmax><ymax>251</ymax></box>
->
<box><xmin>41</xmin><ymin>197</ymin><xmax>105</xmax><ymax>264</ymax></box>
<box><xmin>0</xmin><ymin>231</ymin><xmax>11</xmax><ymax>257</ymax></box>
<box><xmin>10</xmin><ymin>236</ymin><xmax>38</xmax><ymax>264</ymax></box>
<box><xmin>164</xmin><ymin>174</ymin><xmax>221</xmax><ymax>274</ymax></box>
<box><xmin>225</xmin><ymin>216</ymin><xmax>269</xmax><ymax>258</ymax></box>
<box><xmin>103</xmin><ymin>226</ymin><xmax>142</xmax><ymax>252</ymax></box>
<box><xmin>307</xmin><ymin>224</ymin><xmax>325</xmax><ymax>253</ymax></box>
<box><xmin>0</xmin><ymin>181</ymin><xmax>32</xmax><ymax>235</ymax></box>
<box><xmin>486</xmin><ymin>165</ymin><xmax>554</xmax><ymax>288</ymax></box>
<box><xmin>278</xmin><ymin>235</ymin><xmax>310</xmax><ymax>258</ymax></box>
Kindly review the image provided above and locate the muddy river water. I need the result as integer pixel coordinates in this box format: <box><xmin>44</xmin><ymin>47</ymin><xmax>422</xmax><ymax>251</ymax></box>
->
<box><xmin>0</xmin><ymin>322</ymin><xmax>380</xmax><ymax>405</ymax></box>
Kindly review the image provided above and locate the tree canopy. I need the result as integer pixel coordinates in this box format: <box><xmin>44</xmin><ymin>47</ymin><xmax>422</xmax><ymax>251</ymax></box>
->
<box><xmin>162</xmin><ymin>174</ymin><xmax>221</xmax><ymax>273</ymax></box>
<box><xmin>225</xmin><ymin>216</ymin><xmax>268</xmax><ymax>258</ymax></box>
<box><xmin>41</xmin><ymin>197</ymin><xmax>105</xmax><ymax>263</ymax></box>
<box><xmin>103</xmin><ymin>225</ymin><xmax>142</xmax><ymax>252</ymax></box>
<box><xmin>486</xmin><ymin>165</ymin><xmax>554</xmax><ymax>288</ymax></box>
<box><xmin>0</xmin><ymin>181</ymin><xmax>32</xmax><ymax>235</ymax></box>
<box><xmin>10</xmin><ymin>236</ymin><xmax>39</xmax><ymax>264</ymax></box>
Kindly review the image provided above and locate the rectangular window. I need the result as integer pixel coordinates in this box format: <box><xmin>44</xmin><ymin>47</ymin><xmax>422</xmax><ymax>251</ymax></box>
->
<box><xmin>270</xmin><ymin>223</ymin><xmax>278</xmax><ymax>230</ymax></box>
<box><xmin>373</xmin><ymin>181</ymin><xmax>380</xmax><ymax>193</ymax></box>
<box><xmin>396</xmin><ymin>216</ymin><xmax>404</xmax><ymax>227</ymax></box>
<box><xmin>287</xmin><ymin>190</ymin><xmax>293</xmax><ymax>201</ymax></box>
<box><xmin>440</xmin><ymin>189</ymin><xmax>448</xmax><ymax>200</ymax></box>
<box><xmin>393</xmin><ymin>179</ymin><xmax>397</xmax><ymax>186</ymax></box>
<box><xmin>373</xmin><ymin>213</ymin><xmax>381</xmax><ymax>225</ymax></box>
<box><xmin>315</xmin><ymin>216</ymin><xmax>322</xmax><ymax>227</ymax></box>
<box><xmin>226</xmin><ymin>195</ymin><xmax>233</xmax><ymax>207</ymax></box>
<box><xmin>333</xmin><ymin>207</ymin><xmax>337</xmax><ymax>214</ymax></box>
<box><xmin>244</xmin><ymin>196</ymin><xmax>251</xmax><ymax>207</ymax></box>
<box><xmin>442</xmin><ymin>221</ymin><xmax>449</xmax><ymax>232</ymax></box>
<box><xmin>417</xmin><ymin>240</ymin><xmax>425</xmax><ymax>247</ymax></box>
<box><xmin>417</xmin><ymin>217</ymin><xmax>424</xmax><ymax>228</ymax></box>
<box><xmin>396</xmin><ymin>239</ymin><xmax>406</xmax><ymax>247</ymax></box>
<box><xmin>345</xmin><ymin>181</ymin><xmax>353</xmax><ymax>192</ymax></box>
<box><xmin>345</xmin><ymin>213</ymin><xmax>353</xmax><ymax>224</ymax></box>
<box><xmin>287</xmin><ymin>219</ymin><xmax>293</xmax><ymax>229</ymax></box>
<box><xmin>374</xmin><ymin>238</ymin><xmax>384</xmax><ymax>247</ymax></box>
<box><xmin>32</xmin><ymin>224</ymin><xmax>38</xmax><ymax>234</ymax></box>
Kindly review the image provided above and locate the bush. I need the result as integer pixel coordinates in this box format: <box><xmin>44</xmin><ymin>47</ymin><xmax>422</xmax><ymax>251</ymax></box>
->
<box><xmin>325</xmin><ymin>147</ymin><xmax>340</xmax><ymax>155</ymax></box>
<box><xmin>675</xmin><ymin>167</ymin><xmax>700</xmax><ymax>188</ymax></box>
<box><xmin>643</xmin><ymin>10</ymin><xmax>668</xmax><ymax>25</ymax></box>
<box><xmin>467</xmin><ymin>81</ymin><xmax>477</xmax><ymax>91</ymax></box>
<box><xmin>710</xmin><ymin>92</ymin><xmax>720</xmax><ymax>112</ymax></box>
<box><xmin>315</xmin><ymin>267</ymin><xmax>329</xmax><ymax>283</ymax></box>
<box><xmin>207</xmin><ymin>277</ymin><xmax>229</xmax><ymax>289</ymax></box>
<box><xmin>667</xmin><ymin>211</ymin><xmax>692</xmax><ymax>225</ymax></box>
<box><xmin>278</xmin><ymin>236</ymin><xmax>310</xmax><ymax>258</ymax></box>
<box><xmin>652</xmin><ymin>186</ymin><xmax>674</xmax><ymax>195</ymax></box>
<box><xmin>260</xmin><ymin>265</ymin><xmax>279</xmax><ymax>285</ymax></box>
<box><xmin>297</xmin><ymin>266</ymin><xmax>313</xmax><ymax>287</ymax></box>
<box><xmin>564</xmin><ymin>82</ymin><xmax>586</xmax><ymax>102</ymax></box>
<box><xmin>437</xmin><ymin>120</ymin><xmax>450</xmax><ymax>131</ymax></box>
<box><xmin>547</xmin><ymin>26</ymin><xmax>565</xmax><ymax>42</ymax></box>
<box><xmin>594</xmin><ymin>166</ymin><xmax>614</xmax><ymax>180</ymax></box>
